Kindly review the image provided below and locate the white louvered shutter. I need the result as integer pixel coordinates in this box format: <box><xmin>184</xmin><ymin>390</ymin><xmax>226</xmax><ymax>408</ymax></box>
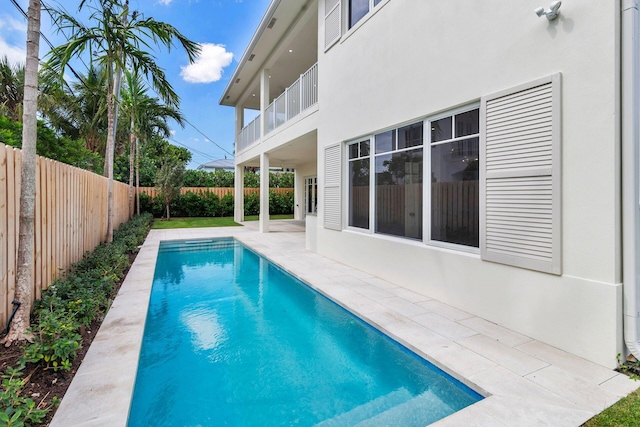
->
<box><xmin>325</xmin><ymin>0</ymin><xmax>342</xmax><ymax>50</ymax></box>
<box><xmin>324</xmin><ymin>144</ymin><xmax>342</xmax><ymax>230</ymax></box>
<box><xmin>480</xmin><ymin>74</ymin><xmax>562</xmax><ymax>274</ymax></box>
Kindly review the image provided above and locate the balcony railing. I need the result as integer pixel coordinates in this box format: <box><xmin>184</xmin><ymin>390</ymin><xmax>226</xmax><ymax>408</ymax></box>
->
<box><xmin>237</xmin><ymin>114</ymin><xmax>261</xmax><ymax>153</ymax></box>
<box><xmin>237</xmin><ymin>62</ymin><xmax>318</xmax><ymax>153</ymax></box>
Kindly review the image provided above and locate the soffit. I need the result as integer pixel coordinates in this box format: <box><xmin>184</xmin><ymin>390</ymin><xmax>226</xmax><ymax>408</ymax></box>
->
<box><xmin>220</xmin><ymin>0</ymin><xmax>317</xmax><ymax>108</ymax></box>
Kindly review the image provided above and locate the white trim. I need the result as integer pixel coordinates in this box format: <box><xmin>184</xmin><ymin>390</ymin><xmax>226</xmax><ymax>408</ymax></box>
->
<box><xmin>425</xmin><ymin>104</ymin><xmax>481</xmax><ymax>249</ymax></box>
<box><xmin>340</xmin><ymin>0</ymin><xmax>391</xmax><ymax>44</ymax></box>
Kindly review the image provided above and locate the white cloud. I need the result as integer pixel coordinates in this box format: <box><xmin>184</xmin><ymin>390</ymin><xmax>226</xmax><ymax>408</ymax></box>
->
<box><xmin>0</xmin><ymin>15</ymin><xmax>27</xmax><ymax>33</ymax></box>
<box><xmin>0</xmin><ymin>37</ymin><xmax>26</xmax><ymax>65</ymax></box>
<box><xmin>180</xmin><ymin>43</ymin><xmax>233</xmax><ymax>84</ymax></box>
<box><xmin>158</xmin><ymin>0</ymin><xmax>172</xmax><ymax>5</ymax></box>
<box><xmin>170</xmin><ymin>129</ymin><xmax>176</xmax><ymax>136</ymax></box>
<box><xmin>0</xmin><ymin>15</ymin><xmax>27</xmax><ymax>65</ymax></box>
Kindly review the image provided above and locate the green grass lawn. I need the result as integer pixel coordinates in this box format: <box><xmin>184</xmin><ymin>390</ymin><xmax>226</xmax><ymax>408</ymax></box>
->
<box><xmin>151</xmin><ymin>217</ymin><xmax>241</xmax><ymax>229</ymax></box>
<box><xmin>582</xmin><ymin>388</ymin><xmax>640</xmax><ymax>426</ymax></box>
<box><xmin>244</xmin><ymin>214</ymin><xmax>294</xmax><ymax>221</ymax></box>
<box><xmin>151</xmin><ymin>214</ymin><xmax>295</xmax><ymax>229</ymax></box>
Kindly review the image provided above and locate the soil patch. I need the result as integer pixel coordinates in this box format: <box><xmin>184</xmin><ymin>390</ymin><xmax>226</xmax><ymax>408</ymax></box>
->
<box><xmin>0</xmin><ymin>251</ymin><xmax>137</xmax><ymax>426</ymax></box>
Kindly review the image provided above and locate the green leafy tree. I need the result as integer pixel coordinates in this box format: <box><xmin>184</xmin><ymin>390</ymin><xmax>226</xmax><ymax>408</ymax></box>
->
<box><xmin>155</xmin><ymin>159</ymin><xmax>185</xmax><ymax>220</ymax></box>
<box><xmin>0</xmin><ymin>116</ymin><xmax>103</xmax><ymax>172</ymax></box>
<box><xmin>183</xmin><ymin>169</ymin><xmax>234</xmax><ymax>187</ymax></box>
<box><xmin>244</xmin><ymin>170</ymin><xmax>259</xmax><ymax>187</ymax></box>
<box><xmin>121</xmin><ymin>69</ymin><xmax>185</xmax><ymax>215</ymax></box>
<box><xmin>0</xmin><ymin>56</ymin><xmax>25</xmax><ymax>122</ymax></box>
<box><xmin>46</xmin><ymin>0</ymin><xmax>199</xmax><ymax>242</ymax></box>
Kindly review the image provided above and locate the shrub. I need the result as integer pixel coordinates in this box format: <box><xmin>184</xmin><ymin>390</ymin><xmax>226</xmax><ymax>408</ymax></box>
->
<box><xmin>220</xmin><ymin>194</ymin><xmax>234</xmax><ymax>217</ymax></box>
<box><xmin>203</xmin><ymin>192</ymin><xmax>222</xmax><ymax>217</ymax></box>
<box><xmin>24</xmin><ymin>213</ymin><xmax>153</xmax><ymax>372</ymax></box>
<box><xmin>138</xmin><ymin>190</ymin><xmax>295</xmax><ymax>218</ymax></box>
<box><xmin>0</xmin><ymin>365</ymin><xmax>55</xmax><ymax>426</ymax></box>
<box><xmin>244</xmin><ymin>192</ymin><xmax>260</xmax><ymax>216</ymax></box>
<box><xmin>22</xmin><ymin>309</ymin><xmax>81</xmax><ymax>372</ymax></box>
<box><xmin>269</xmin><ymin>190</ymin><xmax>294</xmax><ymax>215</ymax></box>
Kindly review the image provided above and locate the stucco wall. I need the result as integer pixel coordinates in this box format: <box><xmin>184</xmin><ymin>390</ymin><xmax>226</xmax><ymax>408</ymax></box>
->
<box><xmin>314</xmin><ymin>0</ymin><xmax>621</xmax><ymax>367</ymax></box>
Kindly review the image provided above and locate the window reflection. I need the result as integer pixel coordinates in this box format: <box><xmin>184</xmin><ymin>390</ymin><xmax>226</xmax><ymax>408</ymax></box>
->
<box><xmin>349</xmin><ymin>0</ymin><xmax>369</xmax><ymax>28</ymax></box>
<box><xmin>431</xmin><ymin>137</ymin><xmax>479</xmax><ymax>247</ymax></box>
<box><xmin>349</xmin><ymin>158</ymin><xmax>370</xmax><ymax>229</ymax></box>
<box><xmin>375</xmin><ymin>148</ymin><xmax>423</xmax><ymax>240</ymax></box>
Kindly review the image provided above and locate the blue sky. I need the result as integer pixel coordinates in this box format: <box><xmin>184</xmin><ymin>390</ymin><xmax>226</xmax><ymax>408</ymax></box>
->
<box><xmin>1</xmin><ymin>0</ymin><xmax>272</xmax><ymax>169</ymax></box>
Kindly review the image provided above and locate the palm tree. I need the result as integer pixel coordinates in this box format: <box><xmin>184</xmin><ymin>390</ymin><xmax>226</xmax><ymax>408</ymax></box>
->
<box><xmin>120</xmin><ymin>69</ymin><xmax>185</xmax><ymax>215</ymax></box>
<box><xmin>4</xmin><ymin>0</ymin><xmax>41</xmax><ymax>344</ymax></box>
<box><xmin>45</xmin><ymin>0</ymin><xmax>199</xmax><ymax>241</ymax></box>
<box><xmin>0</xmin><ymin>56</ymin><xmax>25</xmax><ymax>121</ymax></box>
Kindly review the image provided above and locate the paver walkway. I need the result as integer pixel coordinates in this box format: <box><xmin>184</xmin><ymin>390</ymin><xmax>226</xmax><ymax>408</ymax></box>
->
<box><xmin>50</xmin><ymin>221</ymin><xmax>639</xmax><ymax>426</ymax></box>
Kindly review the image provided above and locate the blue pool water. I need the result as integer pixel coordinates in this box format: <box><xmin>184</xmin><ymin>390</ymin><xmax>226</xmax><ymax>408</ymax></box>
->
<box><xmin>128</xmin><ymin>238</ymin><xmax>482</xmax><ymax>426</ymax></box>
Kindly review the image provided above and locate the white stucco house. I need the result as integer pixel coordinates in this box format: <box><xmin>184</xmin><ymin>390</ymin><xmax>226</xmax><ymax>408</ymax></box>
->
<box><xmin>220</xmin><ymin>0</ymin><xmax>640</xmax><ymax>370</ymax></box>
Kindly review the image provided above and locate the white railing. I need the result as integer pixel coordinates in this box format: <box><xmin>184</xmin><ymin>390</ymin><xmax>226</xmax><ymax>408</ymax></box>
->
<box><xmin>237</xmin><ymin>113</ymin><xmax>261</xmax><ymax>153</ymax></box>
<box><xmin>236</xmin><ymin>62</ymin><xmax>318</xmax><ymax>154</ymax></box>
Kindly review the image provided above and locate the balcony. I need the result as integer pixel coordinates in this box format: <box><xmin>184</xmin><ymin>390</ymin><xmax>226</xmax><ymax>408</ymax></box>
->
<box><xmin>237</xmin><ymin>62</ymin><xmax>318</xmax><ymax>153</ymax></box>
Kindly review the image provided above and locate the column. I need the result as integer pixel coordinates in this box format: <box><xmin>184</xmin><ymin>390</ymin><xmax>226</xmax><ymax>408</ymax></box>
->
<box><xmin>234</xmin><ymin>164</ymin><xmax>244</xmax><ymax>223</ymax></box>
<box><xmin>259</xmin><ymin>152</ymin><xmax>270</xmax><ymax>233</ymax></box>
<box><xmin>260</xmin><ymin>68</ymin><xmax>270</xmax><ymax>138</ymax></box>
<box><xmin>235</xmin><ymin>105</ymin><xmax>244</xmax><ymax>148</ymax></box>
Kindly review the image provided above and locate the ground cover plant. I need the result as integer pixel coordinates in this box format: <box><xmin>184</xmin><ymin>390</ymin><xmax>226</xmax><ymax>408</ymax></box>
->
<box><xmin>0</xmin><ymin>213</ymin><xmax>152</xmax><ymax>427</ymax></box>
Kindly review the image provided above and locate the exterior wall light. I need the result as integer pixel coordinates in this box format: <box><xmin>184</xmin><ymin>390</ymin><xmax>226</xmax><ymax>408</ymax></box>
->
<box><xmin>535</xmin><ymin>1</ymin><xmax>562</xmax><ymax>21</ymax></box>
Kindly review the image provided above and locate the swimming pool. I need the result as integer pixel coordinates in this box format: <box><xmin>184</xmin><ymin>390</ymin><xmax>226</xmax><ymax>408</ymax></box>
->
<box><xmin>128</xmin><ymin>238</ymin><xmax>482</xmax><ymax>426</ymax></box>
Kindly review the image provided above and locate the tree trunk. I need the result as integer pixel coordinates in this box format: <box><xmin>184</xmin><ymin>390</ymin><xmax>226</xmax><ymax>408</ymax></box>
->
<box><xmin>105</xmin><ymin>64</ymin><xmax>122</xmax><ymax>243</ymax></box>
<box><xmin>136</xmin><ymin>136</ymin><xmax>140</xmax><ymax>216</ymax></box>
<box><xmin>105</xmin><ymin>89</ymin><xmax>115</xmax><ymax>243</ymax></box>
<box><xmin>4</xmin><ymin>0</ymin><xmax>41</xmax><ymax>344</ymax></box>
<box><xmin>128</xmin><ymin>114</ymin><xmax>134</xmax><ymax>219</ymax></box>
<box><xmin>166</xmin><ymin>202</ymin><xmax>170</xmax><ymax>221</ymax></box>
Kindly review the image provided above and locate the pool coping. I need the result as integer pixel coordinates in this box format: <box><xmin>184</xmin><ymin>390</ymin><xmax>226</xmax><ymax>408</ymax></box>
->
<box><xmin>50</xmin><ymin>225</ymin><xmax>639</xmax><ymax>427</ymax></box>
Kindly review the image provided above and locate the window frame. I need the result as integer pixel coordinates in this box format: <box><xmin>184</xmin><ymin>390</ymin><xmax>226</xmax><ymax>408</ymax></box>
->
<box><xmin>305</xmin><ymin>176</ymin><xmax>318</xmax><ymax>216</ymax></box>
<box><xmin>343</xmin><ymin>102</ymin><xmax>481</xmax><ymax>254</ymax></box>
<box><xmin>425</xmin><ymin>103</ymin><xmax>481</xmax><ymax>254</ymax></box>
<box><xmin>345</xmin><ymin>137</ymin><xmax>374</xmax><ymax>233</ymax></box>
<box><xmin>344</xmin><ymin>0</ymin><xmax>390</xmax><ymax>34</ymax></box>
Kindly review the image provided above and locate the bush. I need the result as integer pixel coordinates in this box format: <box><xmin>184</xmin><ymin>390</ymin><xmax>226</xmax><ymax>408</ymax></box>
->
<box><xmin>244</xmin><ymin>192</ymin><xmax>260</xmax><ymax>216</ymax></box>
<box><xmin>138</xmin><ymin>191</ymin><xmax>294</xmax><ymax>218</ymax></box>
<box><xmin>269</xmin><ymin>190</ymin><xmax>294</xmax><ymax>215</ymax></box>
<box><xmin>0</xmin><ymin>365</ymin><xmax>55</xmax><ymax>426</ymax></box>
<box><xmin>22</xmin><ymin>309</ymin><xmax>81</xmax><ymax>372</ymax></box>
<box><xmin>25</xmin><ymin>214</ymin><xmax>153</xmax><ymax>372</ymax></box>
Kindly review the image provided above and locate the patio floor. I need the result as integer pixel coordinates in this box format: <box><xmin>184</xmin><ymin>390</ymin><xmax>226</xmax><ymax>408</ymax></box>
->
<box><xmin>50</xmin><ymin>221</ymin><xmax>639</xmax><ymax>426</ymax></box>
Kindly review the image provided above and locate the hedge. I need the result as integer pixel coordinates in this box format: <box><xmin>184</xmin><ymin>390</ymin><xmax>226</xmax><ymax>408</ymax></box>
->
<box><xmin>139</xmin><ymin>189</ymin><xmax>294</xmax><ymax>218</ymax></box>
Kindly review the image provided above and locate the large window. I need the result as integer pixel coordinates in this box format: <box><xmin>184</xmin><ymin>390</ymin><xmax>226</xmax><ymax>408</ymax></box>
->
<box><xmin>430</xmin><ymin>109</ymin><xmax>480</xmax><ymax>247</ymax></box>
<box><xmin>348</xmin><ymin>139</ymin><xmax>370</xmax><ymax>229</ymax></box>
<box><xmin>345</xmin><ymin>107</ymin><xmax>478</xmax><ymax>249</ymax></box>
<box><xmin>374</xmin><ymin>123</ymin><xmax>423</xmax><ymax>239</ymax></box>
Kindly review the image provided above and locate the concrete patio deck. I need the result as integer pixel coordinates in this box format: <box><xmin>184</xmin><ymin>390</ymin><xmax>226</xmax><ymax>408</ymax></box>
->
<box><xmin>50</xmin><ymin>221</ymin><xmax>639</xmax><ymax>426</ymax></box>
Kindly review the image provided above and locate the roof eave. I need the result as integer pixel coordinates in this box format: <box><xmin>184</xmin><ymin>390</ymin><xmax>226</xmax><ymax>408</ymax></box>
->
<box><xmin>219</xmin><ymin>0</ymin><xmax>282</xmax><ymax>106</ymax></box>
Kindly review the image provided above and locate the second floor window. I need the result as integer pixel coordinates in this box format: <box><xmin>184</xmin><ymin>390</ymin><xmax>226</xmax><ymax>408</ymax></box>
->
<box><xmin>349</xmin><ymin>0</ymin><xmax>383</xmax><ymax>28</ymax></box>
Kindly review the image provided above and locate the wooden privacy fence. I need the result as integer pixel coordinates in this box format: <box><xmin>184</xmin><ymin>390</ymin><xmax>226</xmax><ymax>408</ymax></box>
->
<box><xmin>351</xmin><ymin>181</ymin><xmax>479</xmax><ymax>241</ymax></box>
<box><xmin>138</xmin><ymin>186</ymin><xmax>294</xmax><ymax>198</ymax></box>
<box><xmin>0</xmin><ymin>142</ymin><xmax>130</xmax><ymax>327</ymax></box>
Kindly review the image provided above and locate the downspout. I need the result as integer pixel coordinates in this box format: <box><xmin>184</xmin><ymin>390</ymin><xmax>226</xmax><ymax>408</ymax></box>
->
<box><xmin>622</xmin><ymin>0</ymin><xmax>640</xmax><ymax>360</ymax></box>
